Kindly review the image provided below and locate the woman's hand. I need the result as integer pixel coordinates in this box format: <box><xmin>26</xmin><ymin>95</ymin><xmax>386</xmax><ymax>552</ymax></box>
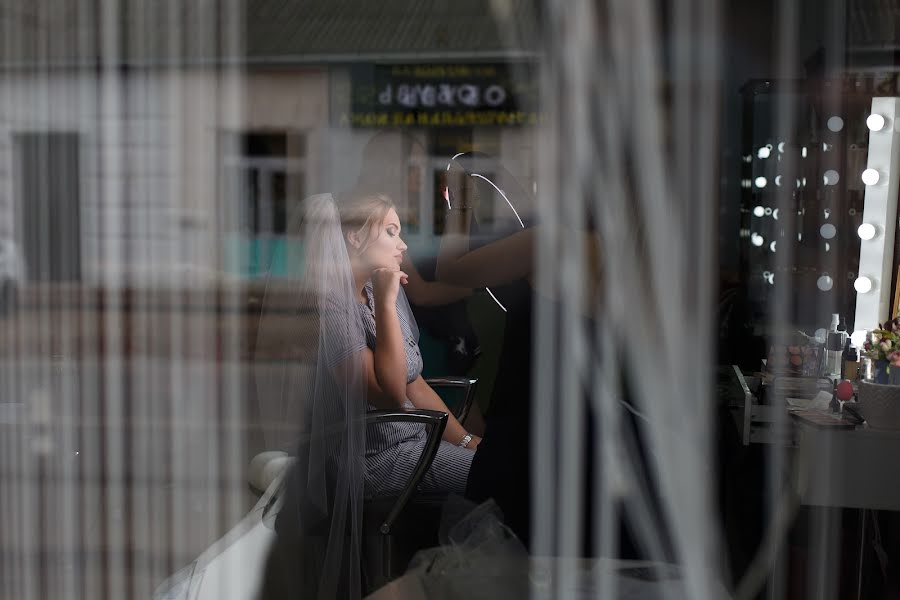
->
<box><xmin>371</xmin><ymin>267</ymin><xmax>408</xmax><ymax>305</ymax></box>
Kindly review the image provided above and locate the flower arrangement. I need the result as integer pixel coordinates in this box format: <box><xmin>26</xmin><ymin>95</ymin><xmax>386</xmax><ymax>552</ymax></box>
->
<box><xmin>863</xmin><ymin>318</ymin><xmax>900</xmax><ymax>365</ymax></box>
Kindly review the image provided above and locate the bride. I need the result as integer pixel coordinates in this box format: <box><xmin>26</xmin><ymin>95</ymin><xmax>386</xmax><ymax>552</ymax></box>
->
<box><xmin>259</xmin><ymin>188</ymin><xmax>479</xmax><ymax>599</ymax></box>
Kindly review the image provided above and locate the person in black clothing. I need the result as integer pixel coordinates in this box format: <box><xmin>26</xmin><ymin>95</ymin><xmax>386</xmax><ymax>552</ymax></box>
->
<box><xmin>435</xmin><ymin>152</ymin><xmax>667</xmax><ymax>559</ymax></box>
<box><xmin>435</xmin><ymin>153</ymin><xmax>542</xmax><ymax>547</ymax></box>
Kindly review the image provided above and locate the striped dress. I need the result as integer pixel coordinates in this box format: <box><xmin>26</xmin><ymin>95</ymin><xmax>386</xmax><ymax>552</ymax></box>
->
<box><xmin>327</xmin><ymin>282</ymin><xmax>474</xmax><ymax>498</ymax></box>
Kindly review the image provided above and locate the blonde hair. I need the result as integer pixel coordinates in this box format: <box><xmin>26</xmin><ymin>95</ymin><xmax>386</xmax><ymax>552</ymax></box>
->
<box><xmin>334</xmin><ymin>188</ymin><xmax>395</xmax><ymax>254</ymax></box>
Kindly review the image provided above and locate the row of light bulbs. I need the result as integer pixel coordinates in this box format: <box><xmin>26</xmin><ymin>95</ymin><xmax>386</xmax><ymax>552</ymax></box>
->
<box><xmin>748</xmin><ymin>221</ymin><xmax>877</xmax><ymax>242</ymax></box>
<box><xmin>749</xmin><ymin>167</ymin><xmax>882</xmax><ymax>189</ymax></box>
<box><xmin>752</xmin><ymin>206</ymin><xmax>860</xmax><ymax>219</ymax></box>
<box><xmin>853</xmin><ymin>112</ymin><xmax>891</xmax><ymax>296</ymax></box>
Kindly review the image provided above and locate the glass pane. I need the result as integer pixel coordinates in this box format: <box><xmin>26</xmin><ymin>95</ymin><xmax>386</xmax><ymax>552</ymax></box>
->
<box><xmin>3</xmin><ymin>2</ymin><xmax>899</xmax><ymax>600</ymax></box>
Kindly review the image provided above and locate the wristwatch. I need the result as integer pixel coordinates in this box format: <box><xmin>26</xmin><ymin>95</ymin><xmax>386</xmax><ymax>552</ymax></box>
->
<box><xmin>458</xmin><ymin>433</ymin><xmax>473</xmax><ymax>448</ymax></box>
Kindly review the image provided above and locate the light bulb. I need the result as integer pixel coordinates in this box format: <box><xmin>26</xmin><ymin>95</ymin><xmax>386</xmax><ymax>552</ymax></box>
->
<box><xmin>801</xmin><ymin>146</ymin><xmax>808</xmax><ymax>158</ymax></box>
<box><xmin>751</xmin><ymin>233</ymin><xmax>764</xmax><ymax>247</ymax></box>
<box><xmin>867</xmin><ymin>113</ymin><xmax>886</xmax><ymax>131</ymax></box>
<box><xmin>823</xmin><ymin>170</ymin><xmax>840</xmax><ymax>186</ymax></box>
<box><xmin>817</xmin><ymin>274</ymin><xmax>833</xmax><ymax>291</ymax></box>
<box><xmin>862</xmin><ymin>169</ymin><xmax>881</xmax><ymax>185</ymax></box>
<box><xmin>757</xmin><ymin>146</ymin><xmax>771</xmax><ymax>159</ymax></box>
<box><xmin>778</xmin><ymin>142</ymin><xmax>786</xmax><ymax>153</ymax></box>
<box><xmin>753</xmin><ymin>206</ymin><xmax>765</xmax><ymax>217</ymax></box>
<box><xmin>854</xmin><ymin>276</ymin><xmax>874</xmax><ymax>293</ymax></box>
<box><xmin>755</xmin><ymin>176</ymin><xmax>768</xmax><ymax>188</ymax></box>
<box><xmin>858</xmin><ymin>223</ymin><xmax>877</xmax><ymax>240</ymax></box>
<box><xmin>769</xmin><ymin>241</ymin><xmax>777</xmax><ymax>252</ymax></box>
<box><xmin>820</xmin><ymin>223</ymin><xmax>836</xmax><ymax>239</ymax></box>
<box><xmin>772</xmin><ymin>208</ymin><xmax>779</xmax><ymax>220</ymax></box>
<box><xmin>827</xmin><ymin>116</ymin><xmax>844</xmax><ymax>132</ymax></box>
<box><xmin>775</xmin><ymin>175</ymin><xmax>783</xmax><ymax>186</ymax></box>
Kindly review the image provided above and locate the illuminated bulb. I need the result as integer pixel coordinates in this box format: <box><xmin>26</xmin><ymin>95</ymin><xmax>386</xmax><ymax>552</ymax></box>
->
<box><xmin>854</xmin><ymin>276</ymin><xmax>874</xmax><ymax>293</ymax></box>
<box><xmin>755</xmin><ymin>176</ymin><xmax>767</xmax><ymax>188</ymax></box>
<box><xmin>817</xmin><ymin>274</ymin><xmax>833</xmax><ymax>291</ymax></box>
<box><xmin>778</xmin><ymin>142</ymin><xmax>786</xmax><ymax>153</ymax></box>
<box><xmin>802</xmin><ymin>146</ymin><xmax>808</xmax><ymax>157</ymax></box>
<box><xmin>797</xmin><ymin>232</ymin><xmax>802</xmax><ymax>241</ymax></box>
<box><xmin>753</xmin><ymin>205</ymin><xmax>765</xmax><ymax>217</ymax></box>
<box><xmin>820</xmin><ymin>224</ymin><xmax>836</xmax><ymax>239</ymax></box>
<box><xmin>823</xmin><ymin>142</ymin><xmax>832</xmax><ymax>152</ymax></box>
<box><xmin>769</xmin><ymin>241</ymin><xmax>777</xmax><ymax>252</ymax></box>
<box><xmin>774</xmin><ymin>175</ymin><xmax>782</xmax><ymax>186</ymax></box>
<box><xmin>825</xmin><ymin>242</ymin><xmax>831</xmax><ymax>252</ymax></box>
<box><xmin>757</xmin><ymin>146</ymin><xmax>771</xmax><ymax>159</ymax></box>
<box><xmin>858</xmin><ymin>223</ymin><xmax>877</xmax><ymax>240</ymax></box>
<box><xmin>741</xmin><ymin>179</ymin><xmax>752</xmax><ymax>189</ymax></box>
<box><xmin>764</xmin><ymin>207</ymin><xmax>773</xmax><ymax>215</ymax></box>
<box><xmin>867</xmin><ymin>113</ymin><xmax>886</xmax><ymax>131</ymax></box>
<box><xmin>823</xmin><ymin>170</ymin><xmax>840</xmax><ymax>186</ymax></box>
<box><xmin>827</xmin><ymin>116</ymin><xmax>844</xmax><ymax>132</ymax></box>
<box><xmin>772</xmin><ymin>208</ymin><xmax>779</xmax><ymax>220</ymax></box>
<box><xmin>862</xmin><ymin>169</ymin><xmax>880</xmax><ymax>185</ymax></box>
<box><xmin>751</xmin><ymin>233</ymin><xmax>764</xmax><ymax>247</ymax></box>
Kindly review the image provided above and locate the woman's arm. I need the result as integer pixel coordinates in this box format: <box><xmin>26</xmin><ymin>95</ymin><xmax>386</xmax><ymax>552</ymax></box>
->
<box><xmin>435</xmin><ymin>206</ymin><xmax>536</xmax><ymax>288</ymax></box>
<box><xmin>371</xmin><ymin>269</ymin><xmax>411</xmax><ymax>404</ymax></box>
<box><xmin>400</xmin><ymin>257</ymin><xmax>472</xmax><ymax>307</ymax></box>
<box><xmin>330</xmin><ymin>346</ymin><xmax>407</xmax><ymax>410</ymax></box>
<box><xmin>405</xmin><ymin>375</ymin><xmax>480</xmax><ymax>448</ymax></box>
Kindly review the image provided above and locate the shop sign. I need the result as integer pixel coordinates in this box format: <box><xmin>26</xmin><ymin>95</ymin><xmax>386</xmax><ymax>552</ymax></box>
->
<box><xmin>335</xmin><ymin>63</ymin><xmax>539</xmax><ymax>127</ymax></box>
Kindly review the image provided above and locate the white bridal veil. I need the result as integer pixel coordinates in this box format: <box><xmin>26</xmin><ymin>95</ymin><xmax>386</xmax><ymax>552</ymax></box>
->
<box><xmin>256</xmin><ymin>194</ymin><xmax>368</xmax><ymax>599</ymax></box>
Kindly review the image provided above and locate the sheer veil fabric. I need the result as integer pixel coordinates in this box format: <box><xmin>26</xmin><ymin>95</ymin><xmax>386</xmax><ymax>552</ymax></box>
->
<box><xmin>257</xmin><ymin>194</ymin><xmax>367</xmax><ymax>599</ymax></box>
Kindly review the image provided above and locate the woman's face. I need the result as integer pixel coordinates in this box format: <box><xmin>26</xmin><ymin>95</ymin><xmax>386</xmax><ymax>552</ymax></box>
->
<box><xmin>358</xmin><ymin>207</ymin><xmax>407</xmax><ymax>272</ymax></box>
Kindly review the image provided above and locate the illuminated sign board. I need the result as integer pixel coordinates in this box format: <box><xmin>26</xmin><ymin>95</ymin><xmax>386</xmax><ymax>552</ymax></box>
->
<box><xmin>334</xmin><ymin>63</ymin><xmax>539</xmax><ymax>127</ymax></box>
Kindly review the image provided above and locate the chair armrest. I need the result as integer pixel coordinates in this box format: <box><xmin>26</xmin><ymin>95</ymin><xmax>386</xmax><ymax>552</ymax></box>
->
<box><xmin>424</xmin><ymin>376</ymin><xmax>479</xmax><ymax>422</ymax></box>
<box><xmin>365</xmin><ymin>408</ymin><xmax>448</xmax><ymax>533</ymax></box>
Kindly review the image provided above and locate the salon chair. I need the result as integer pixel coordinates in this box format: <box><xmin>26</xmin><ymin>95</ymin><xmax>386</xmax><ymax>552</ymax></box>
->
<box><xmin>361</xmin><ymin>376</ymin><xmax>479</xmax><ymax>592</ymax></box>
<box><xmin>251</xmin><ymin>377</ymin><xmax>479</xmax><ymax>593</ymax></box>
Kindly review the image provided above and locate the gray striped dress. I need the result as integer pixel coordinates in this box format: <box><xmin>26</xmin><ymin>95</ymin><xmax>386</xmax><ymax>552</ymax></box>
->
<box><xmin>358</xmin><ymin>282</ymin><xmax>475</xmax><ymax>496</ymax></box>
<box><xmin>330</xmin><ymin>282</ymin><xmax>474</xmax><ymax>499</ymax></box>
